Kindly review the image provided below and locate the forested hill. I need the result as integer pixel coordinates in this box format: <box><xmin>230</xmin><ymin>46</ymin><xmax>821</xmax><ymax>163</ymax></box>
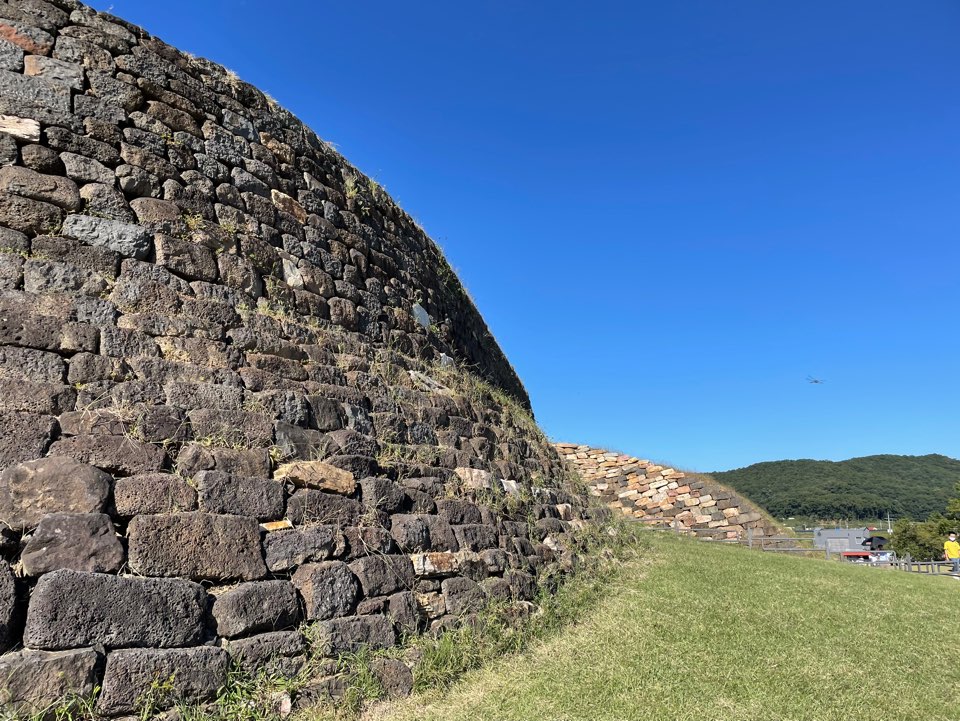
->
<box><xmin>711</xmin><ymin>454</ymin><xmax>960</xmax><ymax>520</ymax></box>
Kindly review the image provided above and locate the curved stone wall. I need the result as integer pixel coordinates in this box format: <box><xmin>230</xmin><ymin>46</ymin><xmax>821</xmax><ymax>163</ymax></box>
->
<box><xmin>557</xmin><ymin>444</ymin><xmax>779</xmax><ymax>539</ymax></box>
<box><xmin>0</xmin><ymin>1</ymin><xmax>586</xmax><ymax>713</ymax></box>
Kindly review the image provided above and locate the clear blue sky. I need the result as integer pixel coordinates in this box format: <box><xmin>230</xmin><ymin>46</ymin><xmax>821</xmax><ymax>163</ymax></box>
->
<box><xmin>93</xmin><ymin>0</ymin><xmax>960</xmax><ymax>471</ymax></box>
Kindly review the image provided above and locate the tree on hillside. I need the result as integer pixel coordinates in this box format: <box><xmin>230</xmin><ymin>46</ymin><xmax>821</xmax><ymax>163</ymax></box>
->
<box><xmin>945</xmin><ymin>481</ymin><xmax>960</xmax><ymax>520</ymax></box>
<box><xmin>889</xmin><ymin>515</ymin><xmax>957</xmax><ymax>561</ymax></box>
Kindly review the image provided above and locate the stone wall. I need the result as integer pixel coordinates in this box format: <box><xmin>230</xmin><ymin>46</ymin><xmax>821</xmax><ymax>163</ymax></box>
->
<box><xmin>556</xmin><ymin>444</ymin><xmax>779</xmax><ymax>539</ymax></box>
<box><xmin>0</xmin><ymin>1</ymin><xmax>587</xmax><ymax>714</ymax></box>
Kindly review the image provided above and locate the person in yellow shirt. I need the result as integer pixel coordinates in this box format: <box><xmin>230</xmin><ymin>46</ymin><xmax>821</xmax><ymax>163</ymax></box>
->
<box><xmin>944</xmin><ymin>532</ymin><xmax>960</xmax><ymax>574</ymax></box>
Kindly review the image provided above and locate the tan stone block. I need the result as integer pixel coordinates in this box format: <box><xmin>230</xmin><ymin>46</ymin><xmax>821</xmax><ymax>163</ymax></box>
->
<box><xmin>454</xmin><ymin>466</ymin><xmax>493</xmax><ymax>490</ymax></box>
<box><xmin>270</xmin><ymin>189</ymin><xmax>308</xmax><ymax>223</ymax></box>
<box><xmin>274</xmin><ymin>461</ymin><xmax>355</xmax><ymax>494</ymax></box>
<box><xmin>410</xmin><ymin>551</ymin><xmax>462</xmax><ymax>577</ymax></box>
<box><xmin>417</xmin><ymin>591</ymin><xmax>446</xmax><ymax>619</ymax></box>
<box><xmin>0</xmin><ymin>114</ymin><xmax>40</xmax><ymax>142</ymax></box>
<box><xmin>260</xmin><ymin>520</ymin><xmax>293</xmax><ymax>532</ymax></box>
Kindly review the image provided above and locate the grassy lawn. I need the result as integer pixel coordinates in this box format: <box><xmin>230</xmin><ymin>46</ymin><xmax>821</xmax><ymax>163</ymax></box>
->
<box><xmin>367</xmin><ymin>532</ymin><xmax>960</xmax><ymax>721</ymax></box>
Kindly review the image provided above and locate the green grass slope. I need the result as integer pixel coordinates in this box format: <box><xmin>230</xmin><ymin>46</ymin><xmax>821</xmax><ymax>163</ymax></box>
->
<box><xmin>711</xmin><ymin>454</ymin><xmax>960</xmax><ymax>520</ymax></box>
<box><xmin>370</xmin><ymin>533</ymin><xmax>960</xmax><ymax>721</ymax></box>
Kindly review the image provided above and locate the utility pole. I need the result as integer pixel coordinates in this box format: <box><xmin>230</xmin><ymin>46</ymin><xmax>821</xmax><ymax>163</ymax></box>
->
<box><xmin>887</xmin><ymin>511</ymin><xmax>892</xmax><ymax>534</ymax></box>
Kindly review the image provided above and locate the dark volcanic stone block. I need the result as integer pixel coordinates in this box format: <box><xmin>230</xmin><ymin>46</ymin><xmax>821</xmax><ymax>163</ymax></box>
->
<box><xmin>155</xmin><ymin>232</ymin><xmax>218</xmax><ymax>282</ymax></box>
<box><xmin>262</xmin><ymin>525</ymin><xmax>342</xmax><ymax>572</ymax></box>
<box><xmin>60</xmin><ymin>152</ymin><xmax>114</xmax><ymax>185</ymax></box>
<box><xmin>114</xmin><ymin>473</ymin><xmax>197</xmax><ymax>516</ymax></box>
<box><xmin>505</xmin><ymin>570</ymin><xmax>537</xmax><ymax>601</ymax></box>
<box><xmin>46</xmin><ymin>433</ymin><xmax>167</xmax><ymax>476</ymax></box>
<box><xmin>61</xmin><ymin>213</ymin><xmax>153</xmax><ymax>260</ymax></box>
<box><xmin>421</xmin><ymin>515</ymin><xmax>460</xmax><ymax>552</ymax></box>
<box><xmin>343</xmin><ymin>525</ymin><xmax>395</xmax><ymax>558</ymax></box>
<box><xmin>359</xmin><ymin>477</ymin><xmax>405</xmax><ymax>514</ymax></box>
<box><xmin>481</xmin><ymin>576</ymin><xmax>512</xmax><ymax>601</ymax></box>
<box><xmin>127</xmin><ymin>512</ymin><xmax>267</xmax><ymax>581</ymax></box>
<box><xmin>188</xmin><ymin>408</ymin><xmax>274</xmax><ymax>448</ymax></box>
<box><xmin>389</xmin><ymin>514</ymin><xmax>431</xmax><ymax>552</ymax></box>
<box><xmin>0</xmin><ymin>378</ymin><xmax>74</xmax><ymax>414</ymax></box>
<box><xmin>454</xmin><ymin>524</ymin><xmax>499</xmax><ymax>551</ymax></box>
<box><xmin>349</xmin><ymin>554</ymin><xmax>415</xmax><ymax>597</ymax></box>
<box><xmin>273</xmin><ymin>421</ymin><xmax>327</xmax><ymax>459</ymax></box>
<box><xmin>0</xmin><ymin>648</ymin><xmax>102</xmax><ymax>713</ymax></box>
<box><xmin>96</xmin><ymin>646</ymin><xmax>228</xmax><ymax>716</ymax></box>
<box><xmin>23</xmin><ymin>570</ymin><xmax>207</xmax><ymax>650</ymax></box>
<box><xmin>0</xmin><ymin>21</ymin><xmax>54</xmax><ymax>56</ymax></box>
<box><xmin>314</xmin><ymin>416</ymin><xmax>372</xmax><ymax>446</ymax></box>
<box><xmin>0</xmin><ymin>251</ymin><xmax>21</xmax><ymax>290</ymax></box>
<box><xmin>79</xmin><ymin>182</ymin><xmax>135</xmax><ymax>222</ymax></box>
<box><xmin>0</xmin><ymin>456</ymin><xmax>111</xmax><ymax>531</ymax></box>
<box><xmin>224</xmin><ymin>630</ymin><xmax>305</xmax><ymax>678</ymax></box>
<box><xmin>195</xmin><ymin>470</ymin><xmax>285</xmax><ymax>520</ymax></box>
<box><xmin>291</xmin><ymin>561</ymin><xmax>359</xmax><ymax>621</ymax></box>
<box><xmin>0</xmin><ymin>131</ymin><xmax>15</xmax><ymax>165</ymax></box>
<box><xmin>315</xmin><ymin>615</ymin><xmax>395</xmax><ymax>655</ymax></box>
<box><xmin>0</xmin><ymin>560</ymin><xmax>14</xmax><ymax>652</ymax></box>
<box><xmin>436</xmin><ymin>499</ymin><xmax>483</xmax><ymax>525</ymax></box>
<box><xmin>210</xmin><ymin>580</ymin><xmax>301</xmax><ymax>638</ymax></box>
<box><xmin>0</xmin><ymin>166</ymin><xmax>81</xmax><ymax>210</ymax></box>
<box><xmin>0</xmin><ymin>411</ymin><xmax>56</xmax><ymax>467</ymax></box>
<box><xmin>45</xmin><ymin>128</ymin><xmax>120</xmax><ymax>165</ymax></box>
<box><xmin>441</xmin><ymin>576</ymin><xmax>483</xmax><ymax>616</ymax></box>
<box><xmin>32</xmin><ymin>233</ymin><xmax>120</xmax><ymax>278</ymax></box>
<box><xmin>18</xmin><ymin>145</ymin><xmax>61</xmax><ymax>175</ymax></box>
<box><xmin>0</xmin><ymin>226</ymin><xmax>28</xmax><ymax>252</ymax></box>
<box><xmin>0</xmin><ymin>304</ymin><xmax>98</xmax><ymax>354</ymax></box>
<box><xmin>402</xmin><ymin>489</ymin><xmax>436</xmax><ymax>514</ymax></box>
<box><xmin>387</xmin><ymin>591</ymin><xmax>422</xmax><ymax>635</ymax></box>
<box><xmin>286</xmin><ymin>489</ymin><xmax>362</xmax><ymax>527</ymax></box>
<box><xmin>325</xmin><ymin>454</ymin><xmax>377</xmax><ymax>479</ymax></box>
<box><xmin>21</xmin><ymin>512</ymin><xmax>125</xmax><ymax>576</ymax></box>
<box><xmin>370</xmin><ymin>657</ymin><xmax>414</xmax><ymax>699</ymax></box>
<box><xmin>176</xmin><ymin>443</ymin><xmax>272</xmax><ymax>478</ymax></box>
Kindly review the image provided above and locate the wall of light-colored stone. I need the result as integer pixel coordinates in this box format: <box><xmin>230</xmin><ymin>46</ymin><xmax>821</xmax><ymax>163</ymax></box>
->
<box><xmin>556</xmin><ymin>444</ymin><xmax>779</xmax><ymax>539</ymax></box>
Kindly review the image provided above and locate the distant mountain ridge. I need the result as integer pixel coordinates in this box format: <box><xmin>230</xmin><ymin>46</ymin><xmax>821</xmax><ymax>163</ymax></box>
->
<box><xmin>711</xmin><ymin>454</ymin><xmax>960</xmax><ymax>520</ymax></box>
